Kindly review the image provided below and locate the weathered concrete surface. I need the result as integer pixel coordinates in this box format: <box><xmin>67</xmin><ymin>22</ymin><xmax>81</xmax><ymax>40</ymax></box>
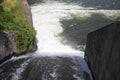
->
<box><xmin>22</xmin><ymin>0</ymin><xmax>33</xmax><ymax>26</ymax></box>
<box><xmin>85</xmin><ymin>21</ymin><xmax>120</xmax><ymax>80</ymax></box>
<box><xmin>0</xmin><ymin>32</ymin><xmax>18</xmax><ymax>61</ymax></box>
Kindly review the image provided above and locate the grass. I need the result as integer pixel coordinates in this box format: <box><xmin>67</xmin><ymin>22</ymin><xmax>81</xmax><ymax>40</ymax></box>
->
<box><xmin>0</xmin><ymin>0</ymin><xmax>36</xmax><ymax>53</ymax></box>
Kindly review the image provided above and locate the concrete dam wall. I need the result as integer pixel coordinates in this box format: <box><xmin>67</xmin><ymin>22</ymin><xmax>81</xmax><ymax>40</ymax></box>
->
<box><xmin>85</xmin><ymin>21</ymin><xmax>120</xmax><ymax>80</ymax></box>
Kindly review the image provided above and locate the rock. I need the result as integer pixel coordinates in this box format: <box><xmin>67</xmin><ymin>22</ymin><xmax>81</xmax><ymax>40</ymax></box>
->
<box><xmin>0</xmin><ymin>0</ymin><xmax>37</xmax><ymax>63</ymax></box>
<box><xmin>0</xmin><ymin>32</ymin><xmax>18</xmax><ymax>61</ymax></box>
<box><xmin>85</xmin><ymin>21</ymin><xmax>120</xmax><ymax>80</ymax></box>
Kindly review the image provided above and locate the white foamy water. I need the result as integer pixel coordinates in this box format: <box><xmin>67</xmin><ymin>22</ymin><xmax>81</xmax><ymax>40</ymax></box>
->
<box><xmin>31</xmin><ymin>1</ymin><xmax>84</xmax><ymax>57</ymax></box>
<box><xmin>11</xmin><ymin>59</ymin><xmax>30</xmax><ymax>80</ymax></box>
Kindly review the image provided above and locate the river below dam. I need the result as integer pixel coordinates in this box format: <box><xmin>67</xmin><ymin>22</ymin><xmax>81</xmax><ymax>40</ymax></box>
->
<box><xmin>0</xmin><ymin>0</ymin><xmax>120</xmax><ymax>80</ymax></box>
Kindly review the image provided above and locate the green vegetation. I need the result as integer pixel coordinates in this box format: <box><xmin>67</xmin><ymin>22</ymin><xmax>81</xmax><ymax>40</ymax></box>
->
<box><xmin>0</xmin><ymin>0</ymin><xmax>36</xmax><ymax>52</ymax></box>
<box><xmin>60</xmin><ymin>10</ymin><xmax>120</xmax><ymax>49</ymax></box>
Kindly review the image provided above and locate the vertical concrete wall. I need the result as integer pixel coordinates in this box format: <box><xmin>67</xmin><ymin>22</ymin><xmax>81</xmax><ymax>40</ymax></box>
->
<box><xmin>85</xmin><ymin>21</ymin><xmax>120</xmax><ymax>80</ymax></box>
<box><xmin>22</xmin><ymin>0</ymin><xmax>33</xmax><ymax>26</ymax></box>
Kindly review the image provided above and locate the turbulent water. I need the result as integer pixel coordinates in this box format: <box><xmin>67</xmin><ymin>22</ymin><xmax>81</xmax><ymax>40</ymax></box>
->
<box><xmin>0</xmin><ymin>1</ymin><xmax>94</xmax><ymax>80</ymax></box>
<box><xmin>31</xmin><ymin>1</ymin><xmax>87</xmax><ymax>56</ymax></box>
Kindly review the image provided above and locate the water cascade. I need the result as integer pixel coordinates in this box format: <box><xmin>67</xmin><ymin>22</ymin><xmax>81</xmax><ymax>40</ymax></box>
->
<box><xmin>0</xmin><ymin>1</ymin><xmax>93</xmax><ymax>80</ymax></box>
<box><xmin>31</xmin><ymin>1</ymin><xmax>85</xmax><ymax>56</ymax></box>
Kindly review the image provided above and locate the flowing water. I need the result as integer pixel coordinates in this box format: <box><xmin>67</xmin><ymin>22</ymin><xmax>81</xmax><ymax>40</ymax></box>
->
<box><xmin>0</xmin><ymin>1</ymin><xmax>94</xmax><ymax>80</ymax></box>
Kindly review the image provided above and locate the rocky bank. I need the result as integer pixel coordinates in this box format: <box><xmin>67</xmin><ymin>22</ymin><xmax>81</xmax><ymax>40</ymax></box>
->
<box><xmin>0</xmin><ymin>32</ymin><xmax>18</xmax><ymax>63</ymax></box>
<box><xmin>85</xmin><ymin>21</ymin><xmax>120</xmax><ymax>80</ymax></box>
<box><xmin>0</xmin><ymin>0</ymin><xmax>36</xmax><ymax>63</ymax></box>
